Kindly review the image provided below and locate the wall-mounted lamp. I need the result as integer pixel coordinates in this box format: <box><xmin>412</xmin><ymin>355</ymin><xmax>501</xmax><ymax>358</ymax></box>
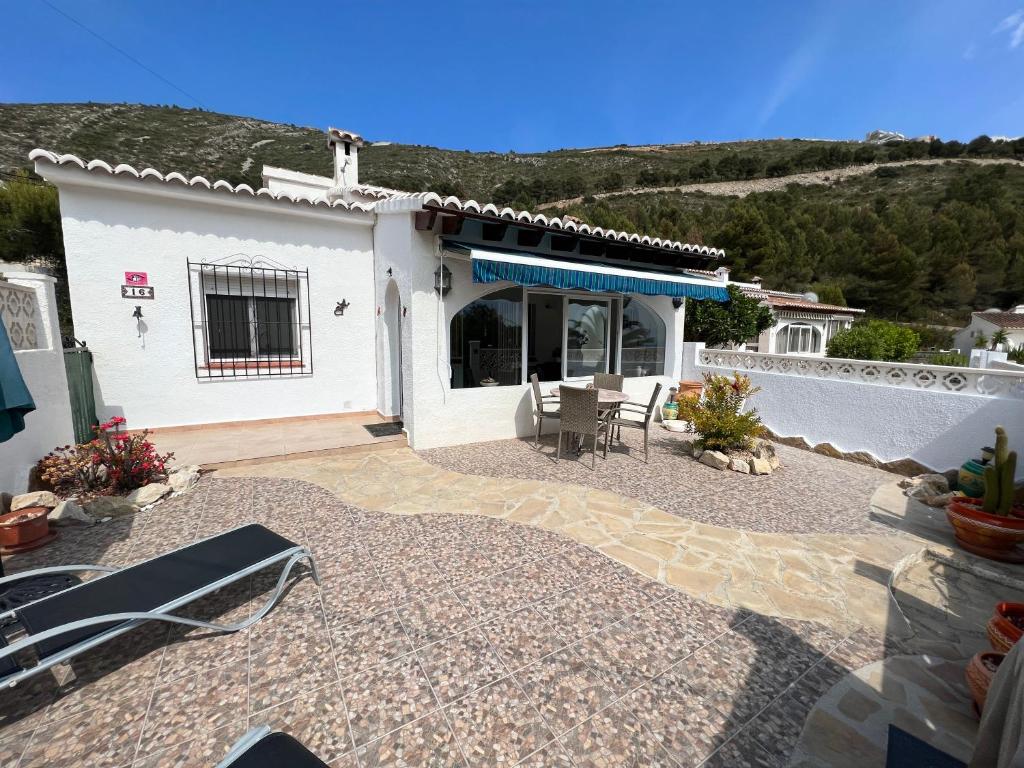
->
<box><xmin>434</xmin><ymin>264</ymin><xmax>452</xmax><ymax>297</ymax></box>
<box><xmin>672</xmin><ymin>297</ymin><xmax>684</xmax><ymax>310</ymax></box>
<box><xmin>132</xmin><ymin>305</ymin><xmax>144</xmax><ymax>319</ymax></box>
<box><xmin>334</xmin><ymin>299</ymin><xmax>350</xmax><ymax>316</ymax></box>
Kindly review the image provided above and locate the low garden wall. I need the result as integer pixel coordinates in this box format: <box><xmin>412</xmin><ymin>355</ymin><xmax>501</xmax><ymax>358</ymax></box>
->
<box><xmin>692</xmin><ymin>345</ymin><xmax>1024</xmax><ymax>479</ymax></box>
<box><xmin>0</xmin><ymin>268</ymin><xmax>74</xmax><ymax>496</ymax></box>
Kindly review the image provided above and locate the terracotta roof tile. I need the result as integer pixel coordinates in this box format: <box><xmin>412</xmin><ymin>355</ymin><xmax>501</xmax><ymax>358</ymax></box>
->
<box><xmin>976</xmin><ymin>311</ymin><xmax>1024</xmax><ymax>329</ymax></box>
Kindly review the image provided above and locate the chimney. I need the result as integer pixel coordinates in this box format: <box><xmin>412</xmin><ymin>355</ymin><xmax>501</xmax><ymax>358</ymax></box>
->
<box><xmin>750</xmin><ymin>275</ymin><xmax>762</xmax><ymax>287</ymax></box>
<box><xmin>714</xmin><ymin>266</ymin><xmax>730</xmax><ymax>283</ymax></box>
<box><xmin>327</xmin><ymin>127</ymin><xmax>364</xmax><ymax>189</ymax></box>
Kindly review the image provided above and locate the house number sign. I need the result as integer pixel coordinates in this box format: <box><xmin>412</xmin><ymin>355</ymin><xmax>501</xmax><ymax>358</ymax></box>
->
<box><xmin>122</xmin><ymin>273</ymin><xmax>154</xmax><ymax>299</ymax></box>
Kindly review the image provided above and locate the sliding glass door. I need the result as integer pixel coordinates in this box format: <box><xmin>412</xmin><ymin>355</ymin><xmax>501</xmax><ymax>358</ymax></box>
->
<box><xmin>565</xmin><ymin>298</ymin><xmax>610</xmax><ymax>379</ymax></box>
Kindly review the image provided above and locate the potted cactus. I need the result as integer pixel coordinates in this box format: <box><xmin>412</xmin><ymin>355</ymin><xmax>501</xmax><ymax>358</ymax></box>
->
<box><xmin>947</xmin><ymin>426</ymin><xmax>1024</xmax><ymax>561</ymax></box>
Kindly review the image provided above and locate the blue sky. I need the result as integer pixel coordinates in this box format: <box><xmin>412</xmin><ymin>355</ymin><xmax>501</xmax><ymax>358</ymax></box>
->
<box><xmin>2</xmin><ymin>1</ymin><xmax>1022</xmax><ymax>151</ymax></box>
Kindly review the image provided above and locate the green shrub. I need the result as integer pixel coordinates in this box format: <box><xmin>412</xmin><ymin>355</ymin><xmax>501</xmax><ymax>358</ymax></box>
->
<box><xmin>826</xmin><ymin>320</ymin><xmax>920</xmax><ymax>362</ymax></box>
<box><xmin>678</xmin><ymin>373</ymin><xmax>765</xmax><ymax>452</ymax></box>
<box><xmin>1009</xmin><ymin>345</ymin><xmax>1024</xmax><ymax>364</ymax></box>
<box><xmin>928</xmin><ymin>352</ymin><xmax>968</xmax><ymax>367</ymax></box>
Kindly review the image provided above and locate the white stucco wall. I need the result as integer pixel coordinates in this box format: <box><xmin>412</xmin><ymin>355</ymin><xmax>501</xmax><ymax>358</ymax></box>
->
<box><xmin>379</xmin><ymin>225</ymin><xmax>686</xmax><ymax>450</ymax></box>
<box><xmin>0</xmin><ymin>271</ymin><xmax>74</xmax><ymax>494</ymax></box>
<box><xmin>52</xmin><ymin>176</ymin><xmax>378</xmax><ymax>430</ymax></box>
<box><xmin>955</xmin><ymin>315</ymin><xmax>1024</xmax><ymax>355</ymax></box>
<box><xmin>695</xmin><ymin>346</ymin><xmax>1024</xmax><ymax>479</ymax></box>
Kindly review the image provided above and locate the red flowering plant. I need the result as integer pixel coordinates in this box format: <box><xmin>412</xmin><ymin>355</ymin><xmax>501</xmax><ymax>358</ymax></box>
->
<box><xmin>37</xmin><ymin>417</ymin><xmax>174</xmax><ymax>500</ymax></box>
<box><xmin>676</xmin><ymin>372</ymin><xmax>764</xmax><ymax>453</ymax></box>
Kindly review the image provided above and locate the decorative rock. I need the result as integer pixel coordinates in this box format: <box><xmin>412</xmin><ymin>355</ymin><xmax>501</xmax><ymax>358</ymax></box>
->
<box><xmin>899</xmin><ymin>474</ymin><xmax>949</xmax><ymax>491</ymax></box>
<box><xmin>50</xmin><ymin>499</ymin><xmax>94</xmax><ymax>526</ymax></box>
<box><xmin>10</xmin><ymin>490</ymin><xmax>59</xmax><ymax>511</ymax></box>
<box><xmin>729</xmin><ymin>458</ymin><xmax>750</xmax><ymax>474</ymax></box>
<box><xmin>85</xmin><ymin>496</ymin><xmax>140</xmax><ymax>519</ymax></box>
<box><xmin>749</xmin><ymin>457</ymin><xmax>773</xmax><ymax>475</ymax></box>
<box><xmin>699</xmin><ymin>450</ymin><xmax>730</xmax><ymax>470</ymax></box>
<box><xmin>693</xmin><ymin>448</ymin><xmax>704</xmax><ymax>460</ymax></box>
<box><xmin>168</xmin><ymin>465</ymin><xmax>201</xmax><ymax>494</ymax></box>
<box><xmin>768</xmin><ymin>454</ymin><xmax>781</xmax><ymax>470</ymax></box>
<box><xmin>126</xmin><ymin>483</ymin><xmax>172</xmax><ymax>506</ymax></box>
<box><xmin>674</xmin><ymin>437</ymin><xmax>696</xmax><ymax>455</ymax></box>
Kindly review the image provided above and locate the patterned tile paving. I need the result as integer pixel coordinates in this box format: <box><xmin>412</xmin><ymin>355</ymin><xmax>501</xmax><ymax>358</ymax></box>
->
<box><xmin>0</xmin><ymin>475</ymin><xmax>902</xmax><ymax>767</ymax></box>
<box><xmin>421</xmin><ymin>430</ymin><xmax>898</xmax><ymax>535</ymax></box>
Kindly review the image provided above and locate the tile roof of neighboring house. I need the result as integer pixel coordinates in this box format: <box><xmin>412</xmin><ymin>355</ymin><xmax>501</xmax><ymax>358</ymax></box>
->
<box><xmin>741</xmin><ymin>288</ymin><xmax>865</xmax><ymax>314</ymax></box>
<box><xmin>29</xmin><ymin>149</ymin><xmax>724</xmax><ymax>258</ymax></box>
<box><xmin>29</xmin><ymin>150</ymin><xmax>376</xmax><ymax>213</ymax></box>
<box><xmin>976</xmin><ymin>311</ymin><xmax>1024</xmax><ymax>329</ymax></box>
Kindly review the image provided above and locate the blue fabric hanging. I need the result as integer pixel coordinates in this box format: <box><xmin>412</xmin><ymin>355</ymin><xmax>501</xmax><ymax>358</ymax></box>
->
<box><xmin>0</xmin><ymin>319</ymin><xmax>35</xmax><ymax>443</ymax></box>
<box><xmin>472</xmin><ymin>255</ymin><xmax>729</xmax><ymax>302</ymax></box>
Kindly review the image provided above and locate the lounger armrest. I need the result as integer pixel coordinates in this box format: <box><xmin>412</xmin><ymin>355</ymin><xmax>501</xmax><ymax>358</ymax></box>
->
<box><xmin>0</xmin><ymin>564</ymin><xmax>118</xmax><ymax>587</ymax></box>
<box><xmin>216</xmin><ymin>726</ymin><xmax>273</xmax><ymax>768</ymax></box>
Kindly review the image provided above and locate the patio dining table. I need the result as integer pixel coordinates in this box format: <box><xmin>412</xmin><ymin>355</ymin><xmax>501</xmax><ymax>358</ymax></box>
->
<box><xmin>550</xmin><ymin>386</ymin><xmax>630</xmax><ymax>455</ymax></box>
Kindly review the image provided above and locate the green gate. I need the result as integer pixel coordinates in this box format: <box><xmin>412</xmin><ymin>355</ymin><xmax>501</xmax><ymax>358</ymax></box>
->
<box><xmin>63</xmin><ymin>346</ymin><xmax>97</xmax><ymax>443</ymax></box>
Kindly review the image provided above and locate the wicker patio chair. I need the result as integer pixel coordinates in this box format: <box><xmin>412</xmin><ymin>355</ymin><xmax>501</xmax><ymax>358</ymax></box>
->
<box><xmin>604</xmin><ymin>383</ymin><xmax>663</xmax><ymax>463</ymax></box>
<box><xmin>593</xmin><ymin>372</ymin><xmax>625</xmax><ymax>436</ymax></box>
<box><xmin>530</xmin><ymin>373</ymin><xmax>560</xmax><ymax>448</ymax></box>
<box><xmin>557</xmin><ymin>386</ymin><xmax>603</xmax><ymax>469</ymax></box>
<box><xmin>593</xmin><ymin>373</ymin><xmax>624</xmax><ymax>392</ymax></box>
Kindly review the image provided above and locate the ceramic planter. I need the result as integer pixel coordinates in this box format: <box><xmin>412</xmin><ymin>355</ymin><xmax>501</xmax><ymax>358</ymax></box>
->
<box><xmin>966</xmin><ymin>651</ymin><xmax>1004</xmax><ymax>715</ymax></box>
<box><xmin>946</xmin><ymin>497</ymin><xmax>1024</xmax><ymax>562</ymax></box>
<box><xmin>0</xmin><ymin>506</ymin><xmax>52</xmax><ymax>551</ymax></box>
<box><xmin>987</xmin><ymin>602</ymin><xmax>1024</xmax><ymax>653</ymax></box>
<box><xmin>677</xmin><ymin>380</ymin><xmax>703</xmax><ymax>400</ymax></box>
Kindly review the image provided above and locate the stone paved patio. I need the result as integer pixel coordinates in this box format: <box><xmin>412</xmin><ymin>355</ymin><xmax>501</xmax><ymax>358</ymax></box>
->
<box><xmin>0</xmin><ymin>476</ymin><xmax>899</xmax><ymax>768</ymax></box>
<box><xmin>421</xmin><ymin>430</ymin><xmax>898</xmax><ymax>535</ymax></box>
<box><xmin>218</xmin><ymin>445</ymin><xmax>926</xmax><ymax>635</ymax></box>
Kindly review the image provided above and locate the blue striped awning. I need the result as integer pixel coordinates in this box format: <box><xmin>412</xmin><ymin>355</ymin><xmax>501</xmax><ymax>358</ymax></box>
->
<box><xmin>468</xmin><ymin>249</ymin><xmax>728</xmax><ymax>302</ymax></box>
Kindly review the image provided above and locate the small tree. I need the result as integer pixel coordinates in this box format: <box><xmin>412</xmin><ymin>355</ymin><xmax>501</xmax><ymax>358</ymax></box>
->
<box><xmin>825</xmin><ymin>319</ymin><xmax>919</xmax><ymax>362</ymax></box>
<box><xmin>991</xmin><ymin>329</ymin><xmax>1010</xmax><ymax>350</ymax></box>
<box><xmin>685</xmin><ymin>285</ymin><xmax>775</xmax><ymax>348</ymax></box>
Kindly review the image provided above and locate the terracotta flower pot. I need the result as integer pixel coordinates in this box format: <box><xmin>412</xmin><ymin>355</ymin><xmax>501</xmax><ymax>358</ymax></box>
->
<box><xmin>677</xmin><ymin>380</ymin><xmax>703</xmax><ymax>400</ymax></box>
<box><xmin>946</xmin><ymin>497</ymin><xmax>1024</xmax><ymax>562</ymax></box>
<box><xmin>966</xmin><ymin>651</ymin><xmax>1004</xmax><ymax>715</ymax></box>
<box><xmin>987</xmin><ymin>602</ymin><xmax>1024</xmax><ymax>653</ymax></box>
<box><xmin>0</xmin><ymin>506</ymin><xmax>51</xmax><ymax>548</ymax></box>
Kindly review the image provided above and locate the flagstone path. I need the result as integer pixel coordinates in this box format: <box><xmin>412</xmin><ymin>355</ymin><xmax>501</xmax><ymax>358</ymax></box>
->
<box><xmin>218</xmin><ymin>444</ymin><xmax>926</xmax><ymax>643</ymax></box>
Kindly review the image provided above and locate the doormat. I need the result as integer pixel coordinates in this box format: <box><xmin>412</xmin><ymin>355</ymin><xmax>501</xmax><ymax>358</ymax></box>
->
<box><xmin>364</xmin><ymin>422</ymin><xmax>404</xmax><ymax>438</ymax></box>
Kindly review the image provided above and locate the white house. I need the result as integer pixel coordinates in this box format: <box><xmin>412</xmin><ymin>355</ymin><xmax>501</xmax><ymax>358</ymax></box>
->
<box><xmin>954</xmin><ymin>307</ymin><xmax>1024</xmax><ymax>355</ymax></box>
<box><xmin>32</xmin><ymin>129</ymin><xmax>730</xmax><ymax>451</ymax></box>
<box><xmin>683</xmin><ymin>268</ymin><xmax>864</xmax><ymax>356</ymax></box>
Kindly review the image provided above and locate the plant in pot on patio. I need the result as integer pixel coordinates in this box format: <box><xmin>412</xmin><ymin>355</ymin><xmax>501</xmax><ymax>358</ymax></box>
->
<box><xmin>36</xmin><ymin>416</ymin><xmax>175</xmax><ymax>518</ymax></box>
<box><xmin>677</xmin><ymin>372</ymin><xmax>776</xmax><ymax>474</ymax></box>
<box><xmin>946</xmin><ymin>426</ymin><xmax>1024</xmax><ymax>562</ymax></box>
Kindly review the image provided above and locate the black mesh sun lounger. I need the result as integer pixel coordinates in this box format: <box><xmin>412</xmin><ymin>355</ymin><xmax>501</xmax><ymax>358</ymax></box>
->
<box><xmin>0</xmin><ymin>524</ymin><xmax>318</xmax><ymax>688</ymax></box>
<box><xmin>216</xmin><ymin>727</ymin><xmax>330</xmax><ymax>768</ymax></box>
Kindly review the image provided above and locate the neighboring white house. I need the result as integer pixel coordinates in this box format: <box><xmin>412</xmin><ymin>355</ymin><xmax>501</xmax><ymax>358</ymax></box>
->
<box><xmin>683</xmin><ymin>267</ymin><xmax>864</xmax><ymax>357</ymax></box>
<box><xmin>32</xmin><ymin>130</ymin><xmax>730</xmax><ymax>450</ymax></box>
<box><xmin>954</xmin><ymin>307</ymin><xmax>1024</xmax><ymax>355</ymax></box>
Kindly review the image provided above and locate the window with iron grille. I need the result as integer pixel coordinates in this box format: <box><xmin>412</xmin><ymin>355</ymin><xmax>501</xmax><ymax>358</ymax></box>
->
<box><xmin>187</xmin><ymin>258</ymin><xmax>312</xmax><ymax>379</ymax></box>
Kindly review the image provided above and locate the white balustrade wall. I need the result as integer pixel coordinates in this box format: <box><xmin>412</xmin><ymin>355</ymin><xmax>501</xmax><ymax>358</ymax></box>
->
<box><xmin>0</xmin><ymin>267</ymin><xmax>74</xmax><ymax>495</ymax></box>
<box><xmin>692</xmin><ymin>345</ymin><xmax>1024</xmax><ymax>479</ymax></box>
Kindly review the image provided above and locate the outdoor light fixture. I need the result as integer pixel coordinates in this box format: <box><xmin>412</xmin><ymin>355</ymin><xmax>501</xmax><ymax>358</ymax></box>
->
<box><xmin>434</xmin><ymin>264</ymin><xmax>452</xmax><ymax>297</ymax></box>
<box><xmin>334</xmin><ymin>299</ymin><xmax>350</xmax><ymax>316</ymax></box>
<box><xmin>672</xmin><ymin>298</ymin><xmax>684</xmax><ymax>309</ymax></box>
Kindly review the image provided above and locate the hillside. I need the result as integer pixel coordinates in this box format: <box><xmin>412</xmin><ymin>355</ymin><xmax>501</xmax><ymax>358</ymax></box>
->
<box><xmin>4</xmin><ymin>103</ymin><xmax>1021</xmax><ymax>207</ymax></box>
<box><xmin>2</xmin><ymin>102</ymin><xmax>1023</xmax><ymax>327</ymax></box>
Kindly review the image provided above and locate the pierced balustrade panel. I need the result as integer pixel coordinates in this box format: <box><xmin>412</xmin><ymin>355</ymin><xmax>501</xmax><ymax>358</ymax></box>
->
<box><xmin>697</xmin><ymin>349</ymin><xmax>1024</xmax><ymax>400</ymax></box>
<box><xmin>0</xmin><ymin>281</ymin><xmax>42</xmax><ymax>351</ymax></box>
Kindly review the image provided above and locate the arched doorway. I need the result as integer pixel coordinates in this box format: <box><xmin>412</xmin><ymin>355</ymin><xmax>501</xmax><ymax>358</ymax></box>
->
<box><xmin>381</xmin><ymin>280</ymin><xmax>403</xmax><ymax>419</ymax></box>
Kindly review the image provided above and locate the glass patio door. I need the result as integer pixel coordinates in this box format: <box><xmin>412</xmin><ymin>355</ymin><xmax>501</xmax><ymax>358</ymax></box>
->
<box><xmin>565</xmin><ymin>298</ymin><xmax>610</xmax><ymax>378</ymax></box>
